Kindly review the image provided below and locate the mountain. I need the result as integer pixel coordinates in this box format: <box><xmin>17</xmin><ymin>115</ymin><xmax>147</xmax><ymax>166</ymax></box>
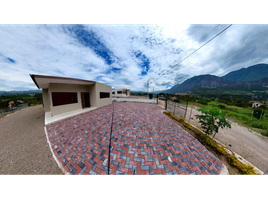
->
<box><xmin>0</xmin><ymin>90</ymin><xmax>41</xmax><ymax>96</ymax></box>
<box><xmin>221</xmin><ymin>63</ymin><xmax>268</xmax><ymax>82</ymax></box>
<box><xmin>168</xmin><ymin>74</ymin><xmax>232</xmax><ymax>93</ymax></box>
<box><xmin>167</xmin><ymin>63</ymin><xmax>268</xmax><ymax>94</ymax></box>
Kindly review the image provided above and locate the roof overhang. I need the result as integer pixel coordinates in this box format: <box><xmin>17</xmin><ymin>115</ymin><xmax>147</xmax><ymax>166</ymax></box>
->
<box><xmin>114</xmin><ymin>88</ymin><xmax>131</xmax><ymax>90</ymax></box>
<box><xmin>30</xmin><ymin>74</ymin><xmax>96</xmax><ymax>89</ymax></box>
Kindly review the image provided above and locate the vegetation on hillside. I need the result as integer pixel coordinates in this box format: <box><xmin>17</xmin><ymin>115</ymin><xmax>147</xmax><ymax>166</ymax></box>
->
<box><xmin>0</xmin><ymin>93</ymin><xmax>42</xmax><ymax>110</ymax></box>
<box><xmin>164</xmin><ymin>94</ymin><xmax>268</xmax><ymax>136</ymax></box>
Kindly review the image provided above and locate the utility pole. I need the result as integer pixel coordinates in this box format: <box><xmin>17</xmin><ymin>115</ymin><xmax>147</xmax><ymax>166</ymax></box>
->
<box><xmin>147</xmin><ymin>80</ymin><xmax>149</xmax><ymax>97</ymax></box>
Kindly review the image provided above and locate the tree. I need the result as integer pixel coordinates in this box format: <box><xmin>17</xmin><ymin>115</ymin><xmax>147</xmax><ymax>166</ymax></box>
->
<box><xmin>195</xmin><ymin>106</ymin><xmax>231</xmax><ymax>139</ymax></box>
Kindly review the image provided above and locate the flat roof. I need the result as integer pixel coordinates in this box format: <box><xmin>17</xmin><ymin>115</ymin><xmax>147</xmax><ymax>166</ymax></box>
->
<box><xmin>30</xmin><ymin>74</ymin><xmax>96</xmax><ymax>89</ymax></box>
<box><xmin>113</xmin><ymin>88</ymin><xmax>131</xmax><ymax>90</ymax></box>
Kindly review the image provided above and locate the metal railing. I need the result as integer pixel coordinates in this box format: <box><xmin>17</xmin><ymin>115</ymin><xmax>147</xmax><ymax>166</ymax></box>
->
<box><xmin>0</xmin><ymin>103</ymin><xmax>28</xmax><ymax>118</ymax></box>
<box><xmin>157</xmin><ymin>94</ymin><xmax>195</xmax><ymax>123</ymax></box>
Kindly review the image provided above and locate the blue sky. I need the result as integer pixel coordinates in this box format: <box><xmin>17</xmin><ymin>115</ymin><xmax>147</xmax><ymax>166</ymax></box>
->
<box><xmin>1</xmin><ymin>24</ymin><xmax>268</xmax><ymax>91</ymax></box>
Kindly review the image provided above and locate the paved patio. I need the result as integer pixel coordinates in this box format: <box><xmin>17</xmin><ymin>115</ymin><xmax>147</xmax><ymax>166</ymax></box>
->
<box><xmin>46</xmin><ymin>102</ymin><xmax>226</xmax><ymax>175</ymax></box>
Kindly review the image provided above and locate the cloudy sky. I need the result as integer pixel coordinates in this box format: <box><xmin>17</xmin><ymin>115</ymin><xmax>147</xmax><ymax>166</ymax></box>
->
<box><xmin>1</xmin><ymin>23</ymin><xmax>268</xmax><ymax>91</ymax></box>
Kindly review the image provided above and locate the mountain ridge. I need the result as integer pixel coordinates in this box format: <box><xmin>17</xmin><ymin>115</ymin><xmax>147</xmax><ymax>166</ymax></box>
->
<box><xmin>166</xmin><ymin>63</ymin><xmax>268</xmax><ymax>94</ymax></box>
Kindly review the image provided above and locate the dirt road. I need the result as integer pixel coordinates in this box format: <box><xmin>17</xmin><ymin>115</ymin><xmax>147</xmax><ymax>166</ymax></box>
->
<box><xmin>0</xmin><ymin>105</ymin><xmax>63</xmax><ymax>174</ymax></box>
<box><xmin>165</xmin><ymin>100</ymin><xmax>268</xmax><ymax>172</ymax></box>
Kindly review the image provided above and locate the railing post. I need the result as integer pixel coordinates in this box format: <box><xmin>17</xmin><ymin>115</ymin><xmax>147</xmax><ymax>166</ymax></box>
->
<box><xmin>165</xmin><ymin>93</ymin><xmax>168</xmax><ymax>110</ymax></box>
<box><xmin>184</xmin><ymin>96</ymin><xmax>188</xmax><ymax>118</ymax></box>
<box><xmin>157</xmin><ymin>94</ymin><xmax>158</xmax><ymax>104</ymax></box>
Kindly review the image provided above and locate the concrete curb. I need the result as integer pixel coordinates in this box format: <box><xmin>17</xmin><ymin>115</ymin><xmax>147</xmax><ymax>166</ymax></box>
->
<box><xmin>189</xmin><ymin>123</ymin><xmax>264</xmax><ymax>175</ymax></box>
<box><xmin>44</xmin><ymin>127</ymin><xmax>68</xmax><ymax>175</ymax></box>
<box><xmin>220</xmin><ymin>164</ymin><xmax>229</xmax><ymax>175</ymax></box>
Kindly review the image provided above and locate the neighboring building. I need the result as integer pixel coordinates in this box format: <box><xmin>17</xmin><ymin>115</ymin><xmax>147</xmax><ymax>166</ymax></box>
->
<box><xmin>8</xmin><ymin>101</ymin><xmax>14</xmax><ymax>108</ymax></box>
<box><xmin>252</xmin><ymin>101</ymin><xmax>263</xmax><ymax>108</ymax></box>
<box><xmin>175</xmin><ymin>93</ymin><xmax>188</xmax><ymax>96</ymax></box>
<box><xmin>30</xmin><ymin>74</ymin><xmax>112</xmax><ymax>116</ymax></box>
<box><xmin>112</xmin><ymin>88</ymin><xmax>131</xmax><ymax>97</ymax></box>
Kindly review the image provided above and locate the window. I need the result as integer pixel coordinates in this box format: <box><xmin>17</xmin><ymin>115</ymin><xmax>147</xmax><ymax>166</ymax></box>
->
<box><xmin>52</xmin><ymin>92</ymin><xmax>78</xmax><ymax>106</ymax></box>
<box><xmin>112</xmin><ymin>92</ymin><xmax>115</xmax><ymax>94</ymax></box>
<box><xmin>100</xmin><ymin>92</ymin><xmax>110</xmax><ymax>98</ymax></box>
<box><xmin>117</xmin><ymin>91</ymin><xmax>122</xmax><ymax>94</ymax></box>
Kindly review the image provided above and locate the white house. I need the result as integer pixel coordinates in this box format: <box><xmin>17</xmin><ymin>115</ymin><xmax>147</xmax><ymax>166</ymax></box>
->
<box><xmin>112</xmin><ymin>88</ymin><xmax>131</xmax><ymax>97</ymax></box>
<box><xmin>252</xmin><ymin>101</ymin><xmax>263</xmax><ymax>108</ymax></box>
<box><xmin>30</xmin><ymin>74</ymin><xmax>112</xmax><ymax>124</ymax></box>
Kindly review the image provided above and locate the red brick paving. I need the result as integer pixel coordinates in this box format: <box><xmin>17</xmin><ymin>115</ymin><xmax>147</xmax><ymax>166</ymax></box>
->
<box><xmin>46</xmin><ymin>102</ymin><xmax>224</xmax><ymax>175</ymax></box>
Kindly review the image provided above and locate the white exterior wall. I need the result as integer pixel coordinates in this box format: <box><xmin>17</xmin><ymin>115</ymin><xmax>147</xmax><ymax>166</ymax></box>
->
<box><xmin>112</xmin><ymin>88</ymin><xmax>131</xmax><ymax>97</ymax></box>
<box><xmin>43</xmin><ymin>82</ymin><xmax>112</xmax><ymax>116</ymax></box>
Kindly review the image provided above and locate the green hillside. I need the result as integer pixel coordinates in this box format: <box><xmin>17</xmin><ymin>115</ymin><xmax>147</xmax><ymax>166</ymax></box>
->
<box><xmin>222</xmin><ymin>63</ymin><xmax>268</xmax><ymax>82</ymax></box>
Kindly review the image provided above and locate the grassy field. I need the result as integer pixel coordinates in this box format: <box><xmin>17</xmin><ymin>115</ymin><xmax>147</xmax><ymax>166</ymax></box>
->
<box><xmin>173</xmin><ymin>98</ymin><xmax>268</xmax><ymax>136</ymax></box>
<box><xmin>196</xmin><ymin>101</ymin><xmax>268</xmax><ymax>136</ymax></box>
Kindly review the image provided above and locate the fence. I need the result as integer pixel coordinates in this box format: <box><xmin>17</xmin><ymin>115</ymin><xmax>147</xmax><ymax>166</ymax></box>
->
<box><xmin>157</xmin><ymin>95</ymin><xmax>195</xmax><ymax>123</ymax></box>
<box><xmin>0</xmin><ymin>103</ymin><xmax>28</xmax><ymax>118</ymax></box>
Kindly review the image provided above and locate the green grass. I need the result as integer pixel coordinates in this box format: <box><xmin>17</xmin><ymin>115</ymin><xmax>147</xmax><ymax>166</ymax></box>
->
<box><xmin>206</xmin><ymin>101</ymin><xmax>268</xmax><ymax>136</ymax></box>
<box><xmin>167</xmin><ymin>98</ymin><xmax>268</xmax><ymax>136</ymax></box>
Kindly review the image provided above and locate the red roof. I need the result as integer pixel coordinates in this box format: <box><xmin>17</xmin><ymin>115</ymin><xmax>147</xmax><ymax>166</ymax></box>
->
<box><xmin>9</xmin><ymin>101</ymin><xmax>14</xmax><ymax>104</ymax></box>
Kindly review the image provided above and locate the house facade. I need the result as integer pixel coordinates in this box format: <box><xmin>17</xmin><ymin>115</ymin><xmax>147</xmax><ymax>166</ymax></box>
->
<box><xmin>30</xmin><ymin>74</ymin><xmax>112</xmax><ymax>116</ymax></box>
<box><xmin>8</xmin><ymin>101</ymin><xmax>14</xmax><ymax>109</ymax></box>
<box><xmin>252</xmin><ymin>101</ymin><xmax>263</xmax><ymax>108</ymax></box>
<box><xmin>112</xmin><ymin>88</ymin><xmax>131</xmax><ymax>97</ymax></box>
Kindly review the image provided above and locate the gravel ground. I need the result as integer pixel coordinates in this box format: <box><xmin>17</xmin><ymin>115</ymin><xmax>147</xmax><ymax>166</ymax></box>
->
<box><xmin>0</xmin><ymin>105</ymin><xmax>63</xmax><ymax>175</ymax></box>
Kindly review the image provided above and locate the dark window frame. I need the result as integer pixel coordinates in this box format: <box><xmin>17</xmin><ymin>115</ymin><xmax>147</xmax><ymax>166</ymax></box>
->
<box><xmin>117</xmin><ymin>91</ymin><xmax>122</xmax><ymax>94</ymax></box>
<box><xmin>52</xmin><ymin>92</ymin><xmax>78</xmax><ymax>106</ymax></box>
<box><xmin>100</xmin><ymin>92</ymin><xmax>110</xmax><ymax>99</ymax></box>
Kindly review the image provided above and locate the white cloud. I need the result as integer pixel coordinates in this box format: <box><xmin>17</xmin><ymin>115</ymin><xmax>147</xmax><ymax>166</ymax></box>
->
<box><xmin>0</xmin><ymin>24</ymin><xmax>268</xmax><ymax>92</ymax></box>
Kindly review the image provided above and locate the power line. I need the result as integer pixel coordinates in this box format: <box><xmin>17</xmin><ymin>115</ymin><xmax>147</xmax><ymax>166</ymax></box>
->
<box><xmin>155</xmin><ymin>25</ymin><xmax>193</xmax><ymax>76</ymax></box>
<box><xmin>157</xmin><ymin>24</ymin><xmax>233</xmax><ymax>79</ymax></box>
<box><xmin>156</xmin><ymin>25</ymin><xmax>220</xmax><ymax>79</ymax></box>
<box><xmin>176</xmin><ymin>24</ymin><xmax>192</xmax><ymax>47</ymax></box>
<box><xmin>186</xmin><ymin>24</ymin><xmax>220</xmax><ymax>53</ymax></box>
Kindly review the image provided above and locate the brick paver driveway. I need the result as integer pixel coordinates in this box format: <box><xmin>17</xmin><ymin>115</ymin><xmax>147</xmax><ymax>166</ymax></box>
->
<box><xmin>46</xmin><ymin>102</ymin><xmax>224</xmax><ymax>175</ymax></box>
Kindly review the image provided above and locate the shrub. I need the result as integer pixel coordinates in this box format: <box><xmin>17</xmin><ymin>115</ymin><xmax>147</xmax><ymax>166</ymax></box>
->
<box><xmin>195</xmin><ymin>130</ymin><xmax>201</xmax><ymax>135</ymax></box>
<box><xmin>183</xmin><ymin>121</ymin><xmax>193</xmax><ymax>130</ymax></box>
<box><xmin>228</xmin><ymin>154</ymin><xmax>238</xmax><ymax>167</ymax></box>
<box><xmin>218</xmin><ymin>105</ymin><xmax>226</xmax><ymax>110</ymax></box>
<box><xmin>253</xmin><ymin>108</ymin><xmax>265</xmax><ymax>119</ymax></box>
<box><xmin>173</xmin><ymin>99</ymin><xmax>180</xmax><ymax>103</ymax></box>
<box><xmin>216</xmin><ymin>145</ymin><xmax>227</xmax><ymax>155</ymax></box>
<box><xmin>200</xmin><ymin>134</ymin><xmax>217</xmax><ymax>148</ymax></box>
<box><xmin>164</xmin><ymin>111</ymin><xmax>171</xmax><ymax>115</ymax></box>
<box><xmin>199</xmin><ymin>100</ymin><xmax>208</xmax><ymax>105</ymax></box>
<box><xmin>250</xmin><ymin>121</ymin><xmax>266</xmax><ymax>130</ymax></box>
<box><xmin>178</xmin><ymin>117</ymin><xmax>186</xmax><ymax>122</ymax></box>
<box><xmin>228</xmin><ymin>154</ymin><xmax>256</xmax><ymax>175</ymax></box>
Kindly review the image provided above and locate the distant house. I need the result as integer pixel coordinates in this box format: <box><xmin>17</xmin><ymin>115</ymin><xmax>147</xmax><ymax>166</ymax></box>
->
<box><xmin>112</xmin><ymin>88</ymin><xmax>131</xmax><ymax>97</ymax></box>
<box><xmin>252</xmin><ymin>101</ymin><xmax>263</xmax><ymax>108</ymax></box>
<box><xmin>8</xmin><ymin>101</ymin><xmax>14</xmax><ymax>108</ymax></box>
<box><xmin>17</xmin><ymin>100</ymin><xmax>24</xmax><ymax>104</ymax></box>
<box><xmin>170</xmin><ymin>97</ymin><xmax>176</xmax><ymax>100</ymax></box>
<box><xmin>175</xmin><ymin>93</ymin><xmax>188</xmax><ymax>96</ymax></box>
